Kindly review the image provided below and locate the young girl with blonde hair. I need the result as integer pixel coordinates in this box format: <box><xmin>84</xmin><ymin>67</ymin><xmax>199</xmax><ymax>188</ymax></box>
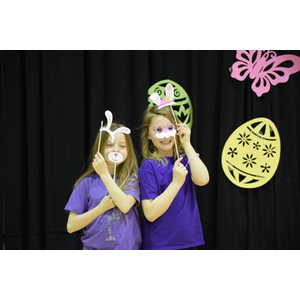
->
<box><xmin>65</xmin><ymin>122</ymin><xmax>141</xmax><ymax>250</ymax></box>
<box><xmin>139</xmin><ymin>105</ymin><xmax>209</xmax><ymax>250</ymax></box>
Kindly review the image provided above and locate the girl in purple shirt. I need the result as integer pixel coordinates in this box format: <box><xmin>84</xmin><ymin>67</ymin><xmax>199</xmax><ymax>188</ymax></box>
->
<box><xmin>139</xmin><ymin>106</ymin><xmax>209</xmax><ymax>250</ymax></box>
<box><xmin>65</xmin><ymin>123</ymin><xmax>141</xmax><ymax>250</ymax></box>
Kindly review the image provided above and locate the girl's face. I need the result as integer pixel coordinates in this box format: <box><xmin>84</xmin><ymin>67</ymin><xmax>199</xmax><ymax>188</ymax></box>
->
<box><xmin>148</xmin><ymin>115</ymin><xmax>175</xmax><ymax>157</ymax></box>
<box><xmin>104</xmin><ymin>133</ymin><xmax>128</xmax><ymax>166</ymax></box>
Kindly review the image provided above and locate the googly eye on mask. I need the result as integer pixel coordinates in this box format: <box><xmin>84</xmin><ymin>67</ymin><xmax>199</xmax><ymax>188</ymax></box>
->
<box><xmin>108</xmin><ymin>151</ymin><xmax>124</xmax><ymax>163</ymax></box>
<box><xmin>155</xmin><ymin>123</ymin><xmax>176</xmax><ymax>139</ymax></box>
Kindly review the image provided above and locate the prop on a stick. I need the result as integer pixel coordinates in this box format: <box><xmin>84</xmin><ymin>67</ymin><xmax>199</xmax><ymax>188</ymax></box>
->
<box><xmin>98</xmin><ymin>110</ymin><xmax>131</xmax><ymax>181</ymax></box>
<box><xmin>150</xmin><ymin>83</ymin><xmax>180</xmax><ymax>159</ymax></box>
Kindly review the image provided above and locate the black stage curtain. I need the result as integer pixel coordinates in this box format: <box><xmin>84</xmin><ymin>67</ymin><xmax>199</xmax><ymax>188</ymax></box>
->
<box><xmin>1</xmin><ymin>50</ymin><xmax>300</xmax><ymax>249</ymax></box>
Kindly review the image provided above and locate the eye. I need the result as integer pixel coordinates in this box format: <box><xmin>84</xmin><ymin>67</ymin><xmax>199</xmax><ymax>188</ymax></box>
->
<box><xmin>106</xmin><ymin>143</ymin><xmax>113</xmax><ymax>147</ymax></box>
<box><xmin>156</xmin><ymin>126</ymin><xmax>163</xmax><ymax>133</ymax></box>
<box><xmin>120</xmin><ymin>144</ymin><xmax>126</xmax><ymax>149</ymax></box>
<box><xmin>167</xmin><ymin>124</ymin><xmax>175</xmax><ymax>131</ymax></box>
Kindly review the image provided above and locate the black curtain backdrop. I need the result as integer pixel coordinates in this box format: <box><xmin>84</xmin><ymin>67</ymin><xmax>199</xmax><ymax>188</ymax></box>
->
<box><xmin>1</xmin><ymin>50</ymin><xmax>300</xmax><ymax>250</ymax></box>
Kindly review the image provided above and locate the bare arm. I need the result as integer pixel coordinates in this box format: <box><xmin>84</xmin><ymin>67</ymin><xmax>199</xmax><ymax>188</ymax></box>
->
<box><xmin>142</xmin><ymin>157</ymin><xmax>187</xmax><ymax>222</ymax></box>
<box><xmin>177</xmin><ymin>124</ymin><xmax>209</xmax><ymax>186</ymax></box>
<box><xmin>93</xmin><ymin>152</ymin><xmax>136</xmax><ymax>214</ymax></box>
<box><xmin>100</xmin><ymin>172</ymin><xmax>136</xmax><ymax>213</ymax></box>
<box><xmin>66</xmin><ymin>195</ymin><xmax>115</xmax><ymax>233</ymax></box>
<box><xmin>183</xmin><ymin>142</ymin><xmax>209</xmax><ymax>186</ymax></box>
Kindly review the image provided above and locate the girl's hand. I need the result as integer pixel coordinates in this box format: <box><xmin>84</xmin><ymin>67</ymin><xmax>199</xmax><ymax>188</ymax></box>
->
<box><xmin>100</xmin><ymin>195</ymin><xmax>115</xmax><ymax>211</ymax></box>
<box><xmin>92</xmin><ymin>152</ymin><xmax>109</xmax><ymax>177</ymax></box>
<box><xmin>176</xmin><ymin>124</ymin><xmax>191</xmax><ymax>147</ymax></box>
<box><xmin>172</xmin><ymin>157</ymin><xmax>188</xmax><ymax>187</ymax></box>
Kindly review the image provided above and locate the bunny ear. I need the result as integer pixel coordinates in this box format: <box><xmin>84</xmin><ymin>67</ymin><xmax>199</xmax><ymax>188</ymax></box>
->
<box><xmin>105</xmin><ymin>110</ymin><xmax>113</xmax><ymax>129</ymax></box>
<box><xmin>113</xmin><ymin>127</ymin><xmax>131</xmax><ymax>135</ymax></box>
<box><xmin>165</xmin><ymin>83</ymin><xmax>174</xmax><ymax>100</ymax></box>
<box><xmin>99</xmin><ymin>120</ymin><xmax>103</xmax><ymax>130</ymax></box>
<box><xmin>150</xmin><ymin>92</ymin><xmax>161</xmax><ymax>105</ymax></box>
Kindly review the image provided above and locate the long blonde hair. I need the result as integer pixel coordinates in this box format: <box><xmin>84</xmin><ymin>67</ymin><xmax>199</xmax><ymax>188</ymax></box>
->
<box><xmin>140</xmin><ymin>106</ymin><xmax>181</xmax><ymax>164</ymax></box>
<box><xmin>74</xmin><ymin>123</ymin><xmax>138</xmax><ymax>190</ymax></box>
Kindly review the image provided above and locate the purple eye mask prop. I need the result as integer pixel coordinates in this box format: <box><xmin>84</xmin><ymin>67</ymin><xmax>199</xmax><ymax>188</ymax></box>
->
<box><xmin>150</xmin><ymin>83</ymin><xmax>180</xmax><ymax>159</ymax></box>
<box><xmin>155</xmin><ymin>123</ymin><xmax>176</xmax><ymax>139</ymax></box>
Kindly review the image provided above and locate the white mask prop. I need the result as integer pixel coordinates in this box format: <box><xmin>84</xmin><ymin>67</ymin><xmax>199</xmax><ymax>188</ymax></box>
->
<box><xmin>97</xmin><ymin>110</ymin><xmax>131</xmax><ymax>182</ymax></box>
<box><xmin>150</xmin><ymin>83</ymin><xmax>179</xmax><ymax>158</ymax></box>
<box><xmin>108</xmin><ymin>152</ymin><xmax>124</xmax><ymax>182</ymax></box>
<box><xmin>108</xmin><ymin>151</ymin><xmax>124</xmax><ymax>163</ymax></box>
<box><xmin>155</xmin><ymin>123</ymin><xmax>176</xmax><ymax>139</ymax></box>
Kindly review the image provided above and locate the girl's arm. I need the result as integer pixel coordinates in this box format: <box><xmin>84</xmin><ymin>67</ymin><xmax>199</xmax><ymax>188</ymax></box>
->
<box><xmin>100</xmin><ymin>172</ymin><xmax>136</xmax><ymax>213</ymax></box>
<box><xmin>183</xmin><ymin>142</ymin><xmax>209</xmax><ymax>186</ymax></box>
<box><xmin>66</xmin><ymin>195</ymin><xmax>115</xmax><ymax>233</ymax></box>
<box><xmin>142</xmin><ymin>157</ymin><xmax>187</xmax><ymax>222</ymax></box>
<box><xmin>93</xmin><ymin>153</ymin><xmax>136</xmax><ymax>214</ymax></box>
<box><xmin>177</xmin><ymin>124</ymin><xmax>210</xmax><ymax>186</ymax></box>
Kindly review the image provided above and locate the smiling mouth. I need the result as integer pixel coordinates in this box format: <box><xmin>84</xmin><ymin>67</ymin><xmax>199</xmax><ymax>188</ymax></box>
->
<box><xmin>160</xmin><ymin>140</ymin><xmax>172</xmax><ymax>145</ymax></box>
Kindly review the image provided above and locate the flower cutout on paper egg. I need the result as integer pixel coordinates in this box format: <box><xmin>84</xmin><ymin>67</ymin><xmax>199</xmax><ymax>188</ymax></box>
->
<box><xmin>227</xmin><ymin>147</ymin><xmax>238</xmax><ymax>158</ymax></box>
<box><xmin>263</xmin><ymin>144</ymin><xmax>276</xmax><ymax>158</ymax></box>
<box><xmin>238</xmin><ymin>132</ymin><xmax>252</xmax><ymax>147</ymax></box>
<box><xmin>261</xmin><ymin>163</ymin><xmax>271</xmax><ymax>173</ymax></box>
<box><xmin>242</xmin><ymin>153</ymin><xmax>257</xmax><ymax>168</ymax></box>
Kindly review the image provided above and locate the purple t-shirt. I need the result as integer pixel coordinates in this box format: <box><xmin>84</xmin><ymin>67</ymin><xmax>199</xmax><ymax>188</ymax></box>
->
<box><xmin>139</xmin><ymin>156</ymin><xmax>204</xmax><ymax>250</ymax></box>
<box><xmin>65</xmin><ymin>172</ymin><xmax>142</xmax><ymax>250</ymax></box>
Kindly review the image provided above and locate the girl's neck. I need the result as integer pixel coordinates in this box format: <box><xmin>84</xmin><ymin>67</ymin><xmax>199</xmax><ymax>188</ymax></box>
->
<box><xmin>107</xmin><ymin>163</ymin><xmax>115</xmax><ymax>176</ymax></box>
<box><xmin>157</xmin><ymin>150</ymin><xmax>174</xmax><ymax>158</ymax></box>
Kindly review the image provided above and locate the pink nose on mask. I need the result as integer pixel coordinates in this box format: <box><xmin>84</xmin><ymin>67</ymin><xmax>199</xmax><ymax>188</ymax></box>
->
<box><xmin>108</xmin><ymin>151</ymin><xmax>124</xmax><ymax>163</ymax></box>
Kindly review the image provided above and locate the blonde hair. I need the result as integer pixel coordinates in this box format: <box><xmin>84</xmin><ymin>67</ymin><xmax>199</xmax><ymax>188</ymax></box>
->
<box><xmin>140</xmin><ymin>106</ymin><xmax>181</xmax><ymax>164</ymax></box>
<box><xmin>74</xmin><ymin>123</ymin><xmax>138</xmax><ymax>190</ymax></box>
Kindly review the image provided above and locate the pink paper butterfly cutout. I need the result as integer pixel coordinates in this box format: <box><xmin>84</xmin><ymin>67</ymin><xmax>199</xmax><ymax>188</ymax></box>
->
<box><xmin>231</xmin><ymin>50</ymin><xmax>300</xmax><ymax>97</ymax></box>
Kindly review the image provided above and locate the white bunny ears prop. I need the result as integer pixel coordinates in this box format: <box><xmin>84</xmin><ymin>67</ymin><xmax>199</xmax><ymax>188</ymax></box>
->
<box><xmin>150</xmin><ymin>83</ymin><xmax>175</xmax><ymax>109</ymax></box>
<box><xmin>150</xmin><ymin>83</ymin><xmax>180</xmax><ymax>159</ymax></box>
<box><xmin>97</xmin><ymin>110</ymin><xmax>131</xmax><ymax>153</ymax></box>
<box><xmin>150</xmin><ymin>83</ymin><xmax>178</xmax><ymax>124</ymax></box>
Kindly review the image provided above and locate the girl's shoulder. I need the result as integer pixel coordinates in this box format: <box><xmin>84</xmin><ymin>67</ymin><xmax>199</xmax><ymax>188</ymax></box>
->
<box><xmin>75</xmin><ymin>172</ymin><xmax>97</xmax><ymax>188</ymax></box>
<box><xmin>140</xmin><ymin>155</ymin><xmax>188</xmax><ymax>169</ymax></box>
<box><xmin>139</xmin><ymin>158</ymin><xmax>159</xmax><ymax>170</ymax></box>
<box><xmin>139</xmin><ymin>157</ymin><xmax>171</xmax><ymax>172</ymax></box>
<box><xmin>82</xmin><ymin>172</ymin><xmax>97</xmax><ymax>181</ymax></box>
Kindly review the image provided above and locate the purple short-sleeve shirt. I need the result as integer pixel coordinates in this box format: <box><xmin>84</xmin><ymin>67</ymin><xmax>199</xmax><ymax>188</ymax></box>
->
<box><xmin>139</xmin><ymin>156</ymin><xmax>204</xmax><ymax>250</ymax></box>
<box><xmin>65</xmin><ymin>172</ymin><xmax>142</xmax><ymax>250</ymax></box>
